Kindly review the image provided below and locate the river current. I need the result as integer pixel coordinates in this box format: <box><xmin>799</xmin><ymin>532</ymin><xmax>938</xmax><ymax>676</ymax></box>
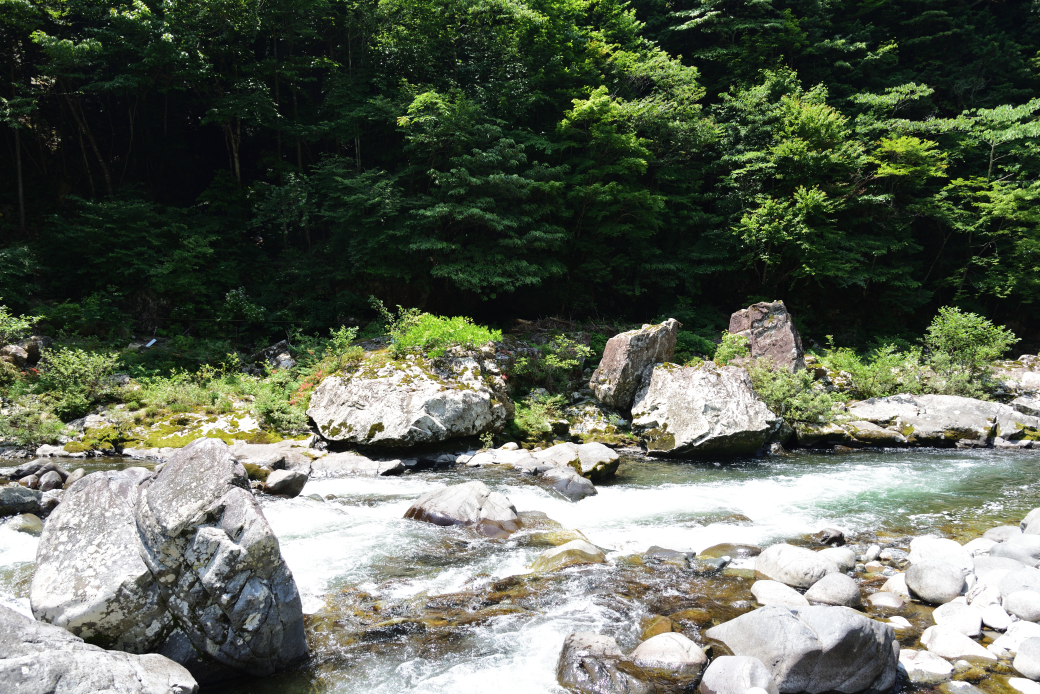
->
<box><xmin>3</xmin><ymin>448</ymin><xmax>1039</xmax><ymax>693</ymax></box>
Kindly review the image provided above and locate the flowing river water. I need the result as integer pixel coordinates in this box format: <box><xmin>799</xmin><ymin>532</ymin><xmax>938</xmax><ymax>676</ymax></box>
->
<box><xmin>3</xmin><ymin>448</ymin><xmax>1040</xmax><ymax>693</ymax></box>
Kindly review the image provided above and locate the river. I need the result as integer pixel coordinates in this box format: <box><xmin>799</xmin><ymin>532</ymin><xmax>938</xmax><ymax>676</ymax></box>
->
<box><xmin>3</xmin><ymin>448</ymin><xmax>1039</xmax><ymax>693</ymax></box>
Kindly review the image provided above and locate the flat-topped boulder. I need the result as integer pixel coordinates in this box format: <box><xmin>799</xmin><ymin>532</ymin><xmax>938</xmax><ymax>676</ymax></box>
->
<box><xmin>589</xmin><ymin>318</ymin><xmax>679</xmax><ymax>410</ymax></box>
<box><xmin>0</xmin><ymin>605</ymin><xmax>198</xmax><ymax>694</ymax></box>
<box><xmin>729</xmin><ymin>301</ymin><xmax>805</xmax><ymax>372</ymax></box>
<box><xmin>307</xmin><ymin>354</ymin><xmax>512</xmax><ymax>446</ymax></box>
<box><xmin>632</xmin><ymin>362</ymin><xmax>780</xmax><ymax>456</ymax></box>
<box><xmin>846</xmin><ymin>394</ymin><xmax>1040</xmax><ymax>447</ymax></box>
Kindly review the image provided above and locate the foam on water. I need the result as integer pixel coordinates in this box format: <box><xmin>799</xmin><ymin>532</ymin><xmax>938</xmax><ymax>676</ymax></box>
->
<box><xmin>0</xmin><ymin>522</ymin><xmax>39</xmax><ymax>616</ymax></box>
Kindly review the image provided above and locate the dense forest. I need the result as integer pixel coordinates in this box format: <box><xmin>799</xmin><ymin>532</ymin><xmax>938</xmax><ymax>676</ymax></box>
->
<box><xmin>1</xmin><ymin>0</ymin><xmax>1038</xmax><ymax>348</ymax></box>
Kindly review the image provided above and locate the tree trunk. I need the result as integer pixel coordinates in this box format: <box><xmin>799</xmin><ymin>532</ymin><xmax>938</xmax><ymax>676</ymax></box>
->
<box><xmin>13</xmin><ymin>126</ymin><xmax>26</xmax><ymax>234</ymax></box>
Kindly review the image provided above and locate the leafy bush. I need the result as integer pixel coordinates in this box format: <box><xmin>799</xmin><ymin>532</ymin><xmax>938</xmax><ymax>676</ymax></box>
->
<box><xmin>925</xmin><ymin>307</ymin><xmax>1018</xmax><ymax>382</ymax></box>
<box><xmin>36</xmin><ymin>347</ymin><xmax>120</xmax><ymax>419</ymax></box>
<box><xmin>511</xmin><ymin>335</ymin><xmax>593</xmax><ymax>391</ymax></box>
<box><xmin>510</xmin><ymin>391</ymin><xmax>568</xmax><ymax>441</ymax></box>
<box><xmin>396</xmin><ymin>313</ymin><xmax>502</xmax><ymax>357</ymax></box>
<box><xmin>714</xmin><ymin>331</ymin><xmax>750</xmax><ymax>366</ymax></box>
<box><xmin>816</xmin><ymin>341</ymin><xmax>925</xmax><ymax>400</ymax></box>
<box><xmin>253</xmin><ymin>369</ymin><xmax>309</xmax><ymax>433</ymax></box>
<box><xmin>0</xmin><ymin>404</ymin><xmax>69</xmax><ymax>448</ymax></box>
<box><xmin>0</xmin><ymin>300</ymin><xmax>35</xmax><ymax>344</ymax></box>
<box><xmin>675</xmin><ymin>330</ymin><xmax>716</xmax><ymax>364</ymax></box>
<box><xmin>747</xmin><ymin>359</ymin><xmax>843</xmax><ymax>424</ymax></box>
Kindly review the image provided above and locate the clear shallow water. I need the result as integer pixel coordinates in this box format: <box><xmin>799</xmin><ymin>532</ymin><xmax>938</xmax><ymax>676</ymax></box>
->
<box><xmin>3</xmin><ymin>449</ymin><xmax>1040</xmax><ymax>693</ymax></box>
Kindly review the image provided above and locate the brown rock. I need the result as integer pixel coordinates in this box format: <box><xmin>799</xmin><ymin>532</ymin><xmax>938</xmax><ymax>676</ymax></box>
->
<box><xmin>729</xmin><ymin>301</ymin><xmax>805</xmax><ymax>371</ymax></box>
<box><xmin>589</xmin><ymin>318</ymin><xmax>679</xmax><ymax>410</ymax></box>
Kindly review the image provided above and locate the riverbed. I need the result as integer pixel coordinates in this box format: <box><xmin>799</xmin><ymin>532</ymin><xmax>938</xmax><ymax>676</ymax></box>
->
<box><xmin>3</xmin><ymin>448</ymin><xmax>1039</xmax><ymax>693</ymax></box>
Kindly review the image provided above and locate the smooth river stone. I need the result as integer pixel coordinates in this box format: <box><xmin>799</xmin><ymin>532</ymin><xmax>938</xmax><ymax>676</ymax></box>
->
<box><xmin>754</xmin><ymin>543</ymin><xmax>839</xmax><ymax>588</ymax></box>
<box><xmin>751</xmin><ymin>581</ymin><xmax>809</xmax><ymax>607</ymax></box>
<box><xmin>630</xmin><ymin>632</ymin><xmax>707</xmax><ymax>676</ymax></box>
<box><xmin>932</xmin><ymin>602</ymin><xmax>982</xmax><ymax>637</ymax></box>
<box><xmin>899</xmin><ymin>649</ymin><xmax>954</xmax><ymax>685</ymax></box>
<box><xmin>987</xmin><ymin>526</ymin><xmax>1024</xmax><ymax>542</ymax></box>
<box><xmin>1007</xmin><ymin>591</ymin><xmax>1040</xmax><ymax>622</ymax></box>
<box><xmin>1015</xmin><ymin>638</ymin><xmax>1040</xmax><ymax>681</ymax></box>
<box><xmin>804</xmin><ymin>573</ymin><xmax>862</xmax><ymax>607</ymax></box>
<box><xmin>909</xmin><ymin>537</ymin><xmax>973</xmax><ymax>575</ymax></box>
<box><xmin>921</xmin><ymin>626</ymin><xmax>997</xmax><ymax>663</ymax></box>
<box><xmin>867</xmin><ymin>592</ymin><xmax>905</xmax><ymax>609</ymax></box>
<box><xmin>698</xmin><ymin>656</ymin><xmax>779</xmax><ymax>694</ymax></box>
<box><xmin>906</xmin><ymin>561</ymin><xmax>965</xmax><ymax>604</ymax></box>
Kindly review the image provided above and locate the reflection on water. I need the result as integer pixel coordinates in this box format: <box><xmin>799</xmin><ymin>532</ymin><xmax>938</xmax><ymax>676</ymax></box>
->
<box><xmin>3</xmin><ymin>449</ymin><xmax>1040</xmax><ymax>693</ymax></box>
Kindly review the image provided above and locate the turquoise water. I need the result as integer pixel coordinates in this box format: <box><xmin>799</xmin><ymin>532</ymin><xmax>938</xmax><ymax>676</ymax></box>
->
<box><xmin>3</xmin><ymin>449</ymin><xmax>1039</xmax><ymax>692</ymax></box>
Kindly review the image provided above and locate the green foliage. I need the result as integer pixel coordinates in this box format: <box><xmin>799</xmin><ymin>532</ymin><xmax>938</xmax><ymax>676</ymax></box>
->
<box><xmin>252</xmin><ymin>368</ymin><xmax>309</xmax><ymax>434</ymax></box>
<box><xmin>675</xmin><ymin>330</ymin><xmax>716</xmax><ymax>364</ymax></box>
<box><xmin>511</xmin><ymin>335</ymin><xmax>593</xmax><ymax>391</ymax></box>
<box><xmin>0</xmin><ymin>404</ymin><xmax>69</xmax><ymax>449</ymax></box>
<box><xmin>816</xmin><ymin>341</ymin><xmax>925</xmax><ymax>400</ymax></box>
<box><xmin>924</xmin><ymin>306</ymin><xmax>1019</xmax><ymax>388</ymax></box>
<box><xmin>747</xmin><ymin>359</ymin><xmax>841</xmax><ymax>424</ymax></box>
<box><xmin>510</xmin><ymin>392</ymin><xmax>568</xmax><ymax>442</ymax></box>
<box><xmin>36</xmin><ymin>347</ymin><xmax>120</xmax><ymax>419</ymax></box>
<box><xmin>713</xmin><ymin>332</ymin><xmax>749</xmax><ymax>366</ymax></box>
<box><xmin>0</xmin><ymin>300</ymin><xmax>35</xmax><ymax>344</ymax></box>
<box><xmin>396</xmin><ymin>314</ymin><xmax>503</xmax><ymax>358</ymax></box>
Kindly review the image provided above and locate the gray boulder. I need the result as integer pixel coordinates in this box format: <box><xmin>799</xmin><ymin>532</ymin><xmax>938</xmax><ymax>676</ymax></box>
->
<box><xmin>1014</xmin><ymin>396</ymin><xmax>1040</xmax><ymax>418</ymax></box>
<box><xmin>898</xmin><ymin>649</ymin><xmax>954</xmax><ymax>685</ymax></box>
<box><xmin>0</xmin><ymin>604</ymin><xmax>198</xmax><ymax>694</ymax></box>
<box><xmin>985</xmin><ymin>525</ymin><xmax>1023</xmax><ymax>542</ymax></box>
<box><xmin>755</xmin><ymin>544</ymin><xmax>839</xmax><ymax>589</ymax></box>
<box><xmin>1007</xmin><ymin>591</ymin><xmax>1040</xmax><ymax>622</ymax></box>
<box><xmin>404</xmin><ymin>481</ymin><xmax>519</xmax><ymax>536</ymax></box>
<box><xmin>556</xmin><ymin>632</ymin><xmax>653</xmax><ymax>694</ymax></box>
<box><xmin>804</xmin><ymin>573</ymin><xmax>862</xmax><ymax>607</ymax></box>
<box><xmin>264</xmin><ymin>469</ymin><xmax>308</xmax><ymax>497</ymax></box>
<box><xmin>846</xmin><ymin>394</ymin><xmax>1040</xmax><ymax>447</ymax></box>
<box><xmin>906</xmin><ymin>561</ymin><xmax>966</xmax><ymax>604</ymax></box>
<box><xmin>1023</xmin><ymin>507</ymin><xmax>1040</xmax><ymax>532</ymax></box>
<box><xmin>909</xmin><ymin>536</ymin><xmax>973</xmax><ymax>575</ymax></box>
<box><xmin>1000</xmin><ymin>570</ymin><xmax>1040</xmax><ymax>598</ymax></box>
<box><xmin>307</xmin><ymin>354</ymin><xmax>512</xmax><ymax>446</ymax></box>
<box><xmin>704</xmin><ymin>606</ymin><xmax>899</xmax><ymax>694</ymax></box>
<box><xmin>632</xmin><ymin>363</ymin><xmax>780</xmax><ymax>457</ymax></box>
<box><xmin>729</xmin><ymin>301</ymin><xmax>805</xmax><ymax>372</ymax></box>
<box><xmin>1015</xmin><ymin>638</ymin><xmax>1040</xmax><ymax>680</ymax></box>
<box><xmin>308</xmin><ymin>452</ymin><xmax>405</xmax><ymax>477</ymax></box>
<box><xmin>752</xmin><ymin>580</ymin><xmax>810</xmax><ymax>607</ymax></box>
<box><xmin>0</xmin><ymin>485</ymin><xmax>41</xmax><ymax>517</ymax></box>
<box><xmin>135</xmin><ymin>439</ymin><xmax>308</xmax><ymax>677</ymax></box>
<box><xmin>920</xmin><ymin>626</ymin><xmax>996</xmax><ymax>663</ymax></box>
<box><xmin>992</xmin><ymin>535</ymin><xmax>1040</xmax><ymax>566</ymax></box>
<box><xmin>589</xmin><ymin>319</ymin><xmax>679</xmax><ymax>410</ymax></box>
<box><xmin>932</xmin><ymin>602</ymin><xmax>982</xmax><ymax>637</ymax></box>
<box><xmin>532</xmin><ymin>442</ymin><xmax>619</xmax><ymax>482</ymax></box>
<box><xmin>699</xmin><ymin>656</ymin><xmax>779</xmax><ymax>694</ymax></box>
<box><xmin>630</xmin><ymin>632</ymin><xmax>707</xmax><ymax>676</ymax></box>
<box><xmin>31</xmin><ymin>467</ymin><xmax>168</xmax><ymax>653</ymax></box>
<box><xmin>974</xmin><ymin>555</ymin><xmax>1028</xmax><ymax>577</ymax></box>
<box><xmin>540</xmin><ymin>467</ymin><xmax>597</xmax><ymax>502</ymax></box>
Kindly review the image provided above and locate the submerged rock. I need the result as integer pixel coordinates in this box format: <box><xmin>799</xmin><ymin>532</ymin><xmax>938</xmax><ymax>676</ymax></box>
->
<box><xmin>307</xmin><ymin>354</ymin><xmax>512</xmax><ymax>446</ymax></box>
<box><xmin>704</xmin><ymin>605</ymin><xmax>899</xmax><ymax>694</ymax></box>
<box><xmin>540</xmin><ymin>466</ymin><xmax>598</xmax><ymax>502</ymax></box>
<box><xmin>0</xmin><ymin>604</ymin><xmax>198</xmax><ymax>694</ymax></box>
<box><xmin>556</xmin><ymin>632</ymin><xmax>653</xmax><ymax>694</ymax></box>
<box><xmin>589</xmin><ymin>319</ymin><xmax>679</xmax><ymax>411</ymax></box>
<box><xmin>699</xmin><ymin>655</ymin><xmax>779</xmax><ymax>694</ymax></box>
<box><xmin>729</xmin><ymin>301</ymin><xmax>805</xmax><ymax>372</ymax></box>
<box><xmin>632</xmin><ymin>363</ymin><xmax>780</xmax><ymax>457</ymax></box>
<box><xmin>531</xmin><ymin>539</ymin><xmax>606</xmax><ymax>573</ymax></box>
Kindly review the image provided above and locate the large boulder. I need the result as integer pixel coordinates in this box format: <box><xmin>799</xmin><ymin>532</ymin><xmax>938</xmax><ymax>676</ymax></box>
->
<box><xmin>729</xmin><ymin>301</ymin><xmax>805</xmax><ymax>372</ymax></box>
<box><xmin>699</xmin><ymin>656</ymin><xmax>779</xmax><ymax>694</ymax></box>
<box><xmin>589</xmin><ymin>319</ymin><xmax>680</xmax><ymax>411</ymax></box>
<box><xmin>909</xmin><ymin>536</ymin><xmax>974</xmax><ymax>575</ymax></box>
<box><xmin>920</xmin><ymin>626</ymin><xmax>996</xmax><ymax>663</ymax></box>
<box><xmin>540</xmin><ymin>466</ymin><xmax>598</xmax><ymax>502</ymax></box>
<box><xmin>993</xmin><ymin>536</ymin><xmax>1040</xmax><ymax>567</ymax></box>
<box><xmin>0</xmin><ymin>604</ymin><xmax>198</xmax><ymax>694</ymax></box>
<box><xmin>30</xmin><ymin>439</ymin><xmax>308</xmax><ymax>682</ymax></box>
<box><xmin>804</xmin><ymin>573</ymin><xmax>862</xmax><ymax>607</ymax></box>
<box><xmin>308</xmin><ymin>452</ymin><xmax>405</xmax><ymax>478</ymax></box>
<box><xmin>755</xmin><ymin>544</ymin><xmax>839</xmax><ymax>589</ymax></box>
<box><xmin>752</xmin><ymin>580</ymin><xmax>809</xmax><ymax>607</ymax></box>
<box><xmin>705</xmin><ymin>606</ymin><xmax>899</xmax><ymax>694</ymax></box>
<box><xmin>632</xmin><ymin>363</ymin><xmax>780</xmax><ymax>457</ymax></box>
<box><xmin>31</xmin><ymin>468</ymin><xmax>168</xmax><ymax>652</ymax></box>
<box><xmin>846</xmin><ymin>394</ymin><xmax>1040</xmax><ymax>447</ymax></box>
<box><xmin>993</xmin><ymin>356</ymin><xmax>1040</xmax><ymax>396</ymax></box>
<box><xmin>556</xmin><ymin>632</ymin><xmax>653</xmax><ymax>694</ymax></box>
<box><xmin>631</xmin><ymin>632</ymin><xmax>707</xmax><ymax>677</ymax></box>
<box><xmin>532</xmin><ymin>442</ymin><xmax>619</xmax><ymax>482</ymax></box>
<box><xmin>134</xmin><ymin>439</ymin><xmax>308</xmax><ymax>677</ymax></box>
<box><xmin>307</xmin><ymin>354</ymin><xmax>512</xmax><ymax>446</ymax></box>
<box><xmin>404</xmin><ymin>481</ymin><xmax>519</xmax><ymax>536</ymax></box>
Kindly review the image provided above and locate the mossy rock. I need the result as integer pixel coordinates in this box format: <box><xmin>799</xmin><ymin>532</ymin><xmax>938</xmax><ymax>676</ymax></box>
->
<box><xmin>242</xmin><ymin>463</ymin><xmax>271</xmax><ymax>483</ymax></box>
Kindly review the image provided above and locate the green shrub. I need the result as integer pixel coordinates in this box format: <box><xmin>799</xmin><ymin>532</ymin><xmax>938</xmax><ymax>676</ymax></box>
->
<box><xmin>714</xmin><ymin>331</ymin><xmax>749</xmax><ymax>366</ymax></box>
<box><xmin>371</xmin><ymin>297</ymin><xmax>500</xmax><ymax>357</ymax></box>
<box><xmin>511</xmin><ymin>392</ymin><xmax>568</xmax><ymax>441</ymax></box>
<box><xmin>252</xmin><ymin>369</ymin><xmax>309</xmax><ymax>433</ymax></box>
<box><xmin>510</xmin><ymin>335</ymin><xmax>592</xmax><ymax>392</ymax></box>
<box><xmin>0</xmin><ymin>403</ymin><xmax>69</xmax><ymax>448</ymax></box>
<box><xmin>0</xmin><ymin>300</ymin><xmax>35</xmax><ymax>345</ymax></box>
<box><xmin>675</xmin><ymin>330</ymin><xmax>716</xmax><ymax>364</ymax></box>
<box><xmin>816</xmin><ymin>340</ymin><xmax>925</xmax><ymax>400</ymax></box>
<box><xmin>925</xmin><ymin>306</ymin><xmax>1018</xmax><ymax>382</ymax></box>
<box><xmin>747</xmin><ymin>359</ymin><xmax>843</xmax><ymax>424</ymax></box>
<box><xmin>36</xmin><ymin>347</ymin><xmax>120</xmax><ymax>419</ymax></box>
